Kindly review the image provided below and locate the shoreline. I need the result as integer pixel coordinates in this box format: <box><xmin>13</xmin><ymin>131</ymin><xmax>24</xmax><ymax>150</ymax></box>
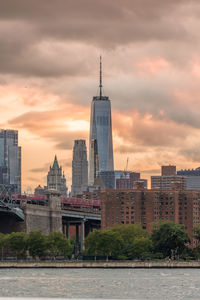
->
<box><xmin>0</xmin><ymin>261</ymin><xmax>200</xmax><ymax>268</ymax></box>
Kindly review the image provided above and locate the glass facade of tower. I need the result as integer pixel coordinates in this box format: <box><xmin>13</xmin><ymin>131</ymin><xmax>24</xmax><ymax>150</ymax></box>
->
<box><xmin>71</xmin><ymin>139</ymin><xmax>88</xmax><ymax>196</ymax></box>
<box><xmin>89</xmin><ymin>96</ymin><xmax>114</xmax><ymax>185</ymax></box>
<box><xmin>0</xmin><ymin>129</ymin><xmax>21</xmax><ymax>193</ymax></box>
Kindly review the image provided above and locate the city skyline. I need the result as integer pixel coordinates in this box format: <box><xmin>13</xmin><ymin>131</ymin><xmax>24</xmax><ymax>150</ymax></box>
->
<box><xmin>1</xmin><ymin>1</ymin><xmax>200</xmax><ymax>191</ymax></box>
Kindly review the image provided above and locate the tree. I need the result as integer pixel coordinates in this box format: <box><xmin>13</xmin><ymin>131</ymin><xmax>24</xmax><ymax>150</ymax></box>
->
<box><xmin>8</xmin><ymin>232</ymin><xmax>28</xmax><ymax>259</ymax></box>
<box><xmin>130</xmin><ymin>237</ymin><xmax>152</xmax><ymax>259</ymax></box>
<box><xmin>85</xmin><ymin>230</ymin><xmax>102</xmax><ymax>260</ymax></box>
<box><xmin>98</xmin><ymin>230</ymin><xmax>123</xmax><ymax>261</ymax></box>
<box><xmin>110</xmin><ymin>224</ymin><xmax>149</xmax><ymax>259</ymax></box>
<box><xmin>111</xmin><ymin>224</ymin><xmax>149</xmax><ymax>244</ymax></box>
<box><xmin>27</xmin><ymin>230</ymin><xmax>47</xmax><ymax>259</ymax></box>
<box><xmin>0</xmin><ymin>233</ymin><xmax>9</xmax><ymax>260</ymax></box>
<box><xmin>193</xmin><ymin>224</ymin><xmax>200</xmax><ymax>242</ymax></box>
<box><xmin>151</xmin><ymin>222</ymin><xmax>190</xmax><ymax>258</ymax></box>
<box><xmin>47</xmin><ymin>232</ymin><xmax>73</xmax><ymax>259</ymax></box>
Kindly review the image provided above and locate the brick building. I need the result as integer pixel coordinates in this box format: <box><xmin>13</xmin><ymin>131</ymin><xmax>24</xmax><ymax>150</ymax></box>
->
<box><xmin>161</xmin><ymin>165</ymin><xmax>176</xmax><ymax>176</ymax></box>
<box><xmin>101</xmin><ymin>188</ymin><xmax>200</xmax><ymax>245</ymax></box>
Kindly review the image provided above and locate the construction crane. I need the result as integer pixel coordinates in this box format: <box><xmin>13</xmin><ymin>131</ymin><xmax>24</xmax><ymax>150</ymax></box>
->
<box><xmin>124</xmin><ymin>157</ymin><xmax>129</xmax><ymax>178</ymax></box>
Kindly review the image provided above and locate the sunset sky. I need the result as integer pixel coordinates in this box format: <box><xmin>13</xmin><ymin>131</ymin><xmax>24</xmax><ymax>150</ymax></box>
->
<box><xmin>1</xmin><ymin>0</ymin><xmax>200</xmax><ymax>192</ymax></box>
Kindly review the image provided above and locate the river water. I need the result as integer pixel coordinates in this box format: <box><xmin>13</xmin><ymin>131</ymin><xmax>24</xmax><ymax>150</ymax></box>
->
<box><xmin>0</xmin><ymin>268</ymin><xmax>199</xmax><ymax>299</ymax></box>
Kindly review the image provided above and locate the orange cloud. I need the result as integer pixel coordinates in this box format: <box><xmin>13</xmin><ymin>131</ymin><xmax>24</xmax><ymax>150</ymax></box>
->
<box><xmin>135</xmin><ymin>57</ymin><xmax>170</xmax><ymax>76</ymax></box>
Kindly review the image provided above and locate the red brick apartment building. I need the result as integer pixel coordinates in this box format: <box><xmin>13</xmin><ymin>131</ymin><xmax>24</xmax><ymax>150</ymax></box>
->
<box><xmin>101</xmin><ymin>188</ymin><xmax>200</xmax><ymax>245</ymax></box>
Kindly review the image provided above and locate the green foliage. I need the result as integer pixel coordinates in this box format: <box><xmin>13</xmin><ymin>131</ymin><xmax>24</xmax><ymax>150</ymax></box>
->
<box><xmin>98</xmin><ymin>230</ymin><xmax>123</xmax><ymax>260</ymax></box>
<box><xmin>85</xmin><ymin>229</ymin><xmax>123</xmax><ymax>260</ymax></box>
<box><xmin>130</xmin><ymin>237</ymin><xmax>152</xmax><ymax>259</ymax></box>
<box><xmin>8</xmin><ymin>232</ymin><xmax>28</xmax><ymax>259</ymax></box>
<box><xmin>47</xmin><ymin>232</ymin><xmax>73</xmax><ymax>259</ymax></box>
<box><xmin>0</xmin><ymin>233</ymin><xmax>9</xmax><ymax>260</ymax></box>
<box><xmin>193</xmin><ymin>224</ymin><xmax>200</xmax><ymax>242</ymax></box>
<box><xmin>85</xmin><ymin>230</ymin><xmax>102</xmax><ymax>258</ymax></box>
<box><xmin>111</xmin><ymin>224</ymin><xmax>149</xmax><ymax>244</ymax></box>
<box><xmin>110</xmin><ymin>224</ymin><xmax>150</xmax><ymax>259</ymax></box>
<box><xmin>192</xmin><ymin>244</ymin><xmax>200</xmax><ymax>259</ymax></box>
<box><xmin>151</xmin><ymin>222</ymin><xmax>190</xmax><ymax>258</ymax></box>
<box><xmin>27</xmin><ymin>230</ymin><xmax>47</xmax><ymax>259</ymax></box>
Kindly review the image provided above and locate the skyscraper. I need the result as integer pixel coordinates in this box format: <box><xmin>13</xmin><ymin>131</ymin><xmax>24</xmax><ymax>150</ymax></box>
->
<box><xmin>88</xmin><ymin>57</ymin><xmax>114</xmax><ymax>185</ymax></box>
<box><xmin>0</xmin><ymin>129</ymin><xmax>21</xmax><ymax>193</ymax></box>
<box><xmin>47</xmin><ymin>155</ymin><xmax>67</xmax><ymax>196</ymax></box>
<box><xmin>71</xmin><ymin>140</ymin><xmax>88</xmax><ymax>196</ymax></box>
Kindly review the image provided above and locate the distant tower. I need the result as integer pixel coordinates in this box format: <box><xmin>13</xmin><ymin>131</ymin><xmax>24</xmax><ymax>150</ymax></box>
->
<box><xmin>88</xmin><ymin>57</ymin><xmax>114</xmax><ymax>185</ymax></box>
<box><xmin>47</xmin><ymin>155</ymin><xmax>68</xmax><ymax>196</ymax></box>
<box><xmin>71</xmin><ymin>140</ymin><xmax>88</xmax><ymax>196</ymax></box>
<box><xmin>0</xmin><ymin>129</ymin><xmax>21</xmax><ymax>193</ymax></box>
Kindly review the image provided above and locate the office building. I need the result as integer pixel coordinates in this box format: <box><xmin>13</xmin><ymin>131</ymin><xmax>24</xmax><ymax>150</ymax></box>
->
<box><xmin>151</xmin><ymin>166</ymin><xmax>186</xmax><ymax>190</ymax></box>
<box><xmin>47</xmin><ymin>155</ymin><xmax>67</xmax><ymax>196</ymax></box>
<box><xmin>71</xmin><ymin>140</ymin><xmax>88</xmax><ymax>196</ymax></box>
<box><xmin>178</xmin><ymin>167</ymin><xmax>200</xmax><ymax>190</ymax></box>
<box><xmin>185</xmin><ymin>176</ymin><xmax>200</xmax><ymax>190</ymax></box>
<box><xmin>177</xmin><ymin>167</ymin><xmax>200</xmax><ymax>176</ymax></box>
<box><xmin>88</xmin><ymin>57</ymin><xmax>114</xmax><ymax>185</ymax></box>
<box><xmin>98</xmin><ymin>170</ymin><xmax>115</xmax><ymax>189</ymax></box>
<box><xmin>0</xmin><ymin>129</ymin><xmax>21</xmax><ymax>193</ymax></box>
<box><xmin>116</xmin><ymin>172</ymin><xmax>147</xmax><ymax>189</ymax></box>
<box><xmin>151</xmin><ymin>175</ymin><xmax>186</xmax><ymax>190</ymax></box>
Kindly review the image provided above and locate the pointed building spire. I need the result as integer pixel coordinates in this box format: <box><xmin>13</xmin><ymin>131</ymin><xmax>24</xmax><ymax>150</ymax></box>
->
<box><xmin>99</xmin><ymin>56</ymin><xmax>103</xmax><ymax>99</ymax></box>
<box><xmin>52</xmin><ymin>155</ymin><xmax>59</xmax><ymax>169</ymax></box>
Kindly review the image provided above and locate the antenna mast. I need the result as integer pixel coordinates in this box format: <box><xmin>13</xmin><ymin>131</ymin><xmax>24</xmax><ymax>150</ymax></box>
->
<box><xmin>99</xmin><ymin>56</ymin><xmax>102</xmax><ymax>99</ymax></box>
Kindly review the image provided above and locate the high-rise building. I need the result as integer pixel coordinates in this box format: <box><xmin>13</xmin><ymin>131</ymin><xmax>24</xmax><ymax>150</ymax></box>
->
<box><xmin>98</xmin><ymin>170</ymin><xmax>115</xmax><ymax>189</ymax></box>
<box><xmin>185</xmin><ymin>176</ymin><xmax>200</xmax><ymax>190</ymax></box>
<box><xmin>116</xmin><ymin>171</ymin><xmax>147</xmax><ymax>189</ymax></box>
<box><xmin>71</xmin><ymin>140</ymin><xmax>88</xmax><ymax>196</ymax></box>
<box><xmin>177</xmin><ymin>167</ymin><xmax>200</xmax><ymax>176</ymax></box>
<box><xmin>47</xmin><ymin>155</ymin><xmax>67</xmax><ymax>196</ymax></box>
<box><xmin>88</xmin><ymin>57</ymin><xmax>114</xmax><ymax>185</ymax></box>
<box><xmin>151</xmin><ymin>175</ymin><xmax>186</xmax><ymax>190</ymax></box>
<box><xmin>177</xmin><ymin>167</ymin><xmax>200</xmax><ymax>190</ymax></box>
<box><xmin>151</xmin><ymin>166</ymin><xmax>186</xmax><ymax>190</ymax></box>
<box><xmin>0</xmin><ymin>129</ymin><xmax>21</xmax><ymax>193</ymax></box>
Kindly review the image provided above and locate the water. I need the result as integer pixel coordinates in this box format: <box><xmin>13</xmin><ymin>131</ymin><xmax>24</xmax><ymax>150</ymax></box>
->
<box><xmin>0</xmin><ymin>268</ymin><xmax>199</xmax><ymax>299</ymax></box>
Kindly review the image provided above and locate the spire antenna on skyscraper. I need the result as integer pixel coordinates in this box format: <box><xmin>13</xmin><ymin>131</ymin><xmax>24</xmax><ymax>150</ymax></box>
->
<box><xmin>89</xmin><ymin>57</ymin><xmax>114</xmax><ymax>185</ymax></box>
<box><xmin>99</xmin><ymin>56</ymin><xmax>103</xmax><ymax>99</ymax></box>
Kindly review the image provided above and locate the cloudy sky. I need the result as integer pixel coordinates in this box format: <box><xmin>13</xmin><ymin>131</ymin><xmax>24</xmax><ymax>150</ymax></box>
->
<box><xmin>1</xmin><ymin>0</ymin><xmax>200</xmax><ymax>192</ymax></box>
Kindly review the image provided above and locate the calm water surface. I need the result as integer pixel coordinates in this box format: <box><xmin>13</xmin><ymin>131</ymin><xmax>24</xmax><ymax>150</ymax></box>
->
<box><xmin>0</xmin><ymin>268</ymin><xmax>200</xmax><ymax>299</ymax></box>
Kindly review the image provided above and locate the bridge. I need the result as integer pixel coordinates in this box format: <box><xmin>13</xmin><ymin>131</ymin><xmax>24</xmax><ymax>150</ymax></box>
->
<box><xmin>0</xmin><ymin>185</ymin><xmax>101</xmax><ymax>252</ymax></box>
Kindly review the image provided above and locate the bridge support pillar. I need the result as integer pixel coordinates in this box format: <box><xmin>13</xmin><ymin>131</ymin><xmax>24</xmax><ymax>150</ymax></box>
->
<box><xmin>75</xmin><ymin>224</ymin><xmax>79</xmax><ymax>254</ymax></box>
<box><xmin>62</xmin><ymin>224</ymin><xmax>65</xmax><ymax>235</ymax></box>
<box><xmin>66</xmin><ymin>223</ymin><xmax>70</xmax><ymax>239</ymax></box>
<box><xmin>80</xmin><ymin>219</ymin><xmax>85</xmax><ymax>252</ymax></box>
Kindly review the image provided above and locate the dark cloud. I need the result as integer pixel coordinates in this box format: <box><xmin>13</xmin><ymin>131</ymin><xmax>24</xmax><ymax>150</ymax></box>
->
<box><xmin>30</xmin><ymin>167</ymin><xmax>48</xmax><ymax>173</ymax></box>
<box><xmin>0</xmin><ymin>0</ymin><xmax>199</xmax><ymax>77</ymax></box>
<box><xmin>113</xmin><ymin>110</ymin><xmax>191</xmax><ymax>148</ymax></box>
<box><xmin>44</xmin><ymin>131</ymin><xmax>87</xmax><ymax>150</ymax></box>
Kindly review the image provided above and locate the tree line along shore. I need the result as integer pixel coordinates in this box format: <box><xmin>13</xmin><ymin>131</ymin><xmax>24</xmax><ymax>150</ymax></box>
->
<box><xmin>1</xmin><ymin>222</ymin><xmax>200</xmax><ymax>261</ymax></box>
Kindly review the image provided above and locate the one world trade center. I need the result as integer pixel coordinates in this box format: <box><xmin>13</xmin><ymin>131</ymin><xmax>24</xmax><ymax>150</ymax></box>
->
<box><xmin>88</xmin><ymin>57</ymin><xmax>114</xmax><ymax>185</ymax></box>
